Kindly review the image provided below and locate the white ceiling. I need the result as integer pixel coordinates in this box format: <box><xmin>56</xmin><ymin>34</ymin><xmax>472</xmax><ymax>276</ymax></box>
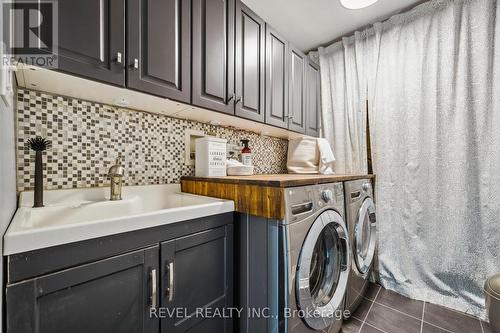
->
<box><xmin>242</xmin><ymin>0</ymin><xmax>424</xmax><ymax>52</ymax></box>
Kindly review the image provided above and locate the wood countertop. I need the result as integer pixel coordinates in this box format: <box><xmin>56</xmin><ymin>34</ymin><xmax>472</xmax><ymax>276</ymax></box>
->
<box><xmin>181</xmin><ymin>174</ymin><xmax>374</xmax><ymax>188</ymax></box>
<box><xmin>181</xmin><ymin>174</ymin><xmax>374</xmax><ymax>219</ymax></box>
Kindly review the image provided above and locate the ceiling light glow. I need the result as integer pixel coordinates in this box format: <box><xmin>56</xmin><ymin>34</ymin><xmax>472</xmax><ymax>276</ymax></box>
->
<box><xmin>339</xmin><ymin>0</ymin><xmax>379</xmax><ymax>9</ymax></box>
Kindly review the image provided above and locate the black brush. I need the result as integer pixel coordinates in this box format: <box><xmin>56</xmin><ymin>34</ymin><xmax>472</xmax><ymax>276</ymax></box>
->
<box><xmin>27</xmin><ymin>137</ymin><xmax>52</xmax><ymax>151</ymax></box>
<box><xmin>27</xmin><ymin>137</ymin><xmax>52</xmax><ymax>207</ymax></box>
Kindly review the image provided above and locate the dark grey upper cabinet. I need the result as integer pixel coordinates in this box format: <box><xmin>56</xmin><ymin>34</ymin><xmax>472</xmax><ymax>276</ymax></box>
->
<box><xmin>160</xmin><ymin>226</ymin><xmax>233</xmax><ymax>333</ymax></box>
<box><xmin>288</xmin><ymin>45</ymin><xmax>306</xmax><ymax>134</ymax></box>
<box><xmin>305</xmin><ymin>59</ymin><xmax>321</xmax><ymax>137</ymax></box>
<box><xmin>50</xmin><ymin>0</ymin><xmax>320</xmax><ymax>135</ymax></box>
<box><xmin>6</xmin><ymin>246</ymin><xmax>160</xmax><ymax>333</ymax></box>
<box><xmin>192</xmin><ymin>0</ymin><xmax>235</xmax><ymax>115</ymax></box>
<box><xmin>57</xmin><ymin>0</ymin><xmax>125</xmax><ymax>85</ymax></box>
<box><xmin>127</xmin><ymin>0</ymin><xmax>191</xmax><ymax>101</ymax></box>
<box><xmin>235</xmin><ymin>2</ymin><xmax>265</xmax><ymax>122</ymax></box>
<box><xmin>265</xmin><ymin>25</ymin><xmax>288</xmax><ymax>129</ymax></box>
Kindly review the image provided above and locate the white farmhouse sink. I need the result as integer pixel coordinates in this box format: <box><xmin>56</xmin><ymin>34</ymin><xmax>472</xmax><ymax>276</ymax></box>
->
<box><xmin>4</xmin><ymin>184</ymin><xmax>234</xmax><ymax>255</ymax></box>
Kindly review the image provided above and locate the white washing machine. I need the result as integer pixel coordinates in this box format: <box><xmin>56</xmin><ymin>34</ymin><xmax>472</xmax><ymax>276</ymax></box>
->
<box><xmin>279</xmin><ymin>183</ymin><xmax>351</xmax><ymax>333</ymax></box>
<box><xmin>343</xmin><ymin>179</ymin><xmax>377</xmax><ymax>317</ymax></box>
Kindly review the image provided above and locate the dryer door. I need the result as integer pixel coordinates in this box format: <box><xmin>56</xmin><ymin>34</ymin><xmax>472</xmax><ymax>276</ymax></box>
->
<box><xmin>296</xmin><ymin>210</ymin><xmax>350</xmax><ymax>330</ymax></box>
<box><xmin>354</xmin><ymin>197</ymin><xmax>377</xmax><ymax>275</ymax></box>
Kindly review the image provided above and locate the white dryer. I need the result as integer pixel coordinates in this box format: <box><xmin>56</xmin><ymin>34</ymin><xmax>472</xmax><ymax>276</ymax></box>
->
<box><xmin>343</xmin><ymin>179</ymin><xmax>377</xmax><ymax>317</ymax></box>
<box><xmin>279</xmin><ymin>183</ymin><xmax>351</xmax><ymax>333</ymax></box>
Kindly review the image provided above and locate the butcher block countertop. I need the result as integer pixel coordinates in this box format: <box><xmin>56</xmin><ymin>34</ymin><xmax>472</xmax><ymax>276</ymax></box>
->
<box><xmin>181</xmin><ymin>174</ymin><xmax>374</xmax><ymax>219</ymax></box>
<box><xmin>181</xmin><ymin>174</ymin><xmax>374</xmax><ymax>187</ymax></box>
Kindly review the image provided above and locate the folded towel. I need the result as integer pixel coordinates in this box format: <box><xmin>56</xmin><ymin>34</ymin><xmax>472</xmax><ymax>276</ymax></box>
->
<box><xmin>287</xmin><ymin>137</ymin><xmax>336</xmax><ymax>174</ymax></box>
<box><xmin>287</xmin><ymin>137</ymin><xmax>319</xmax><ymax>173</ymax></box>
<box><xmin>317</xmin><ymin>138</ymin><xmax>335</xmax><ymax>175</ymax></box>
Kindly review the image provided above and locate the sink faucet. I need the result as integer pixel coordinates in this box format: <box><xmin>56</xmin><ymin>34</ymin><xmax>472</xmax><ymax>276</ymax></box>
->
<box><xmin>108</xmin><ymin>157</ymin><xmax>125</xmax><ymax>201</ymax></box>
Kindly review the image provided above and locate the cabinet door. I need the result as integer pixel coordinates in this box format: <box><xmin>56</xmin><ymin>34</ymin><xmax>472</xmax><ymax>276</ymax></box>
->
<box><xmin>305</xmin><ymin>59</ymin><xmax>321</xmax><ymax>137</ymax></box>
<box><xmin>161</xmin><ymin>226</ymin><xmax>233</xmax><ymax>333</ymax></box>
<box><xmin>265</xmin><ymin>25</ymin><xmax>288</xmax><ymax>129</ymax></box>
<box><xmin>56</xmin><ymin>0</ymin><xmax>125</xmax><ymax>85</ymax></box>
<box><xmin>127</xmin><ymin>0</ymin><xmax>191</xmax><ymax>101</ymax></box>
<box><xmin>192</xmin><ymin>0</ymin><xmax>235</xmax><ymax>114</ymax></box>
<box><xmin>6</xmin><ymin>246</ymin><xmax>160</xmax><ymax>333</ymax></box>
<box><xmin>235</xmin><ymin>2</ymin><xmax>265</xmax><ymax>122</ymax></box>
<box><xmin>288</xmin><ymin>45</ymin><xmax>306</xmax><ymax>134</ymax></box>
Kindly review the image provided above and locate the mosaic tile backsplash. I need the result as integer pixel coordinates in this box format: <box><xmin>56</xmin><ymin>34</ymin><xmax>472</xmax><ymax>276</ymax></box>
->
<box><xmin>16</xmin><ymin>89</ymin><xmax>288</xmax><ymax>192</ymax></box>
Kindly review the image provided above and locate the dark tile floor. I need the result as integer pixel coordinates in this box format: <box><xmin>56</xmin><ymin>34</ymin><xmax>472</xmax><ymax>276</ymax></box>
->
<box><xmin>341</xmin><ymin>283</ymin><xmax>494</xmax><ymax>333</ymax></box>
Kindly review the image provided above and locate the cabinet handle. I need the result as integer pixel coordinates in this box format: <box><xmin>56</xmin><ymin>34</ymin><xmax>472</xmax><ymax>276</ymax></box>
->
<box><xmin>131</xmin><ymin>58</ymin><xmax>139</xmax><ymax>70</ymax></box>
<box><xmin>234</xmin><ymin>96</ymin><xmax>242</xmax><ymax>105</ymax></box>
<box><xmin>166</xmin><ymin>262</ymin><xmax>174</xmax><ymax>302</ymax></box>
<box><xmin>150</xmin><ymin>269</ymin><xmax>157</xmax><ymax>309</ymax></box>
<box><xmin>226</xmin><ymin>94</ymin><xmax>235</xmax><ymax>105</ymax></box>
<box><xmin>116</xmin><ymin>52</ymin><xmax>123</xmax><ymax>64</ymax></box>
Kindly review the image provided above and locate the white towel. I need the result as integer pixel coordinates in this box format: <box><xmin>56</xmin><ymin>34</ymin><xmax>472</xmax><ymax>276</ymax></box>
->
<box><xmin>287</xmin><ymin>137</ymin><xmax>336</xmax><ymax>174</ymax></box>
<box><xmin>317</xmin><ymin>138</ymin><xmax>335</xmax><ymax>175</ymax></box>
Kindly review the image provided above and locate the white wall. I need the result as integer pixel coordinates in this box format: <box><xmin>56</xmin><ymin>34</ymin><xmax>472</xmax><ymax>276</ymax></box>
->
<box><xmin>1</xmin><ymin>1</ymin><xmax>17</xmax><ymax>328</ymax></box>
<box><xmin>0</xmin><ymin>72</ymin><xmax>17</xmax><ymax>332</ymax></box>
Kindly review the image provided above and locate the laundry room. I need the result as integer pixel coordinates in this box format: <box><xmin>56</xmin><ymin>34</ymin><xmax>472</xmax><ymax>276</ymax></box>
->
<box><xmin>0</xmin><ymin>0</ymin><xmax>499</xmax><ymax>332</ymax></box>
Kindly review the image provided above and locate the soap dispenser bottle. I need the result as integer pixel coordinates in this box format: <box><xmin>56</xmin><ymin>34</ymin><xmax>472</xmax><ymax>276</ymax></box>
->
<box><xmin>240</xmin><ymin>139</ymin><xmax>252</xmax><ymax>166</ymax></box>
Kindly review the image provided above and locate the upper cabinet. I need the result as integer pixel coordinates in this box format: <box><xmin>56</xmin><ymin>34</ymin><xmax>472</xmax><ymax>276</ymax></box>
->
<box><xmin>235</xmin><ymin>2</ymin><xmax>265</xmax><ymax>123</ymax></box>
<box><xmin>127</xmin><ymin>0</ymin><xmax>191</xmax><ymax>101</ymax></box>
<box><xmin>192</xmin><ymin>0</ymin><xmax>235</xmax><ymax>115</ymax></box>
<box><xmin>48</xmin><ymin>0</ymin><xmax>321</xmax><ymax>136</ymax></box>
<box><xmin>57</xmin><ymin>0</ymin><xmax>125</xmax><ymax>86</ymax></box>
<box><xmin>288</xmin><ymin>45</ymin><xmax>307</xmax><ymax>134</ymax></box>
<box><xmin>264</xmin><ymin>25</ymin><xmax>288</xmax><ymax>129</ymax></box>
<box><xmin>305</xmin><ymin>59</ymin><xmax>321</xmax><ymax>137</ymax></box>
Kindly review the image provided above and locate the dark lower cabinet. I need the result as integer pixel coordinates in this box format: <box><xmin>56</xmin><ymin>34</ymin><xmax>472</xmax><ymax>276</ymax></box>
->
<box><xmin>192</xmin><ymin>0</ymin><xmax>235</xmax><ymax>114</ymax></box>
<box><xmin>235</xmin><ymin>2</ymin><xmax>265</xmax><ymax>123</ymax></box>
<box><xmin>6</xmin><ymin>246</ymin><xmax>160</xmax><ymax>333</ymax></box>
<box><xmin>288</xmin><ymin>45</ymin><xmax>307</xmax><ymax>134</ymax></box>
<box><xmin>161</xmin><ymin>226</ymin><xmax>233</xmax><ymax>333</ymax></box>
<box><xmin>6</xmin><ymin>214</ymin><xmax>234</xmax><ymax>333</ymax></box>
<box><xmin>305</xmin><ymin>59</ymin><xmax>321</xmax><ymax>137</ymax></box>
<box><xmin>265</xmin><ymin>26</ymin><xmax>288</xmax><ymax>129</ymax></box>
<box><xmin>127</xmin><ymin>0</ymin><xmax>191</xmax><ymax>101</ymax></box>
<box><xmin>56</xmin><ymin>0</ymin><xmax>125</xmax><ymax>85</ymax></box>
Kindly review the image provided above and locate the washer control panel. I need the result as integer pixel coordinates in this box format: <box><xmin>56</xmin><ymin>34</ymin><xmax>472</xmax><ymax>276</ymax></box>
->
<box><xmin>285</xmin><ymin>183</ymin><xmax>345</xmax><ymax>223</ymax></box>
<box><xmin>321</xmin><ymin>189</ymin><xmax>333</xmax><ymax>203</ymax></box>
<box><xmin>317</xmin><ymin>183</ymin><xmax>344</xmax><ymax>209</ymax></box>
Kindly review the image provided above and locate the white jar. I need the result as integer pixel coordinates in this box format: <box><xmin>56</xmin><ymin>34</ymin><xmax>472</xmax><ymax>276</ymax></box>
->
<box><xmin>195</xmin><ymin>137</ymin><xmax>227</xmax><ymax>177</ymax></box>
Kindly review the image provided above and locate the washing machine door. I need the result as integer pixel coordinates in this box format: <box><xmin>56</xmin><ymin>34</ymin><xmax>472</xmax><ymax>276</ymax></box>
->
<box><xmin>354</xmin><ymin>197</ymin><xmax>376</xmax><ymax>275</ymax></box>
<box><xmin>296</xmin><ymin>210</ymin><xmax>350</xmax><ymax>330</ymax></box>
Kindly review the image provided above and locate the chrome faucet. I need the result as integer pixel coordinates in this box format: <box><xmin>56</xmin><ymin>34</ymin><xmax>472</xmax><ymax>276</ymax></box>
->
<box><xmin>108</xmin><ymin>157</ymin><xmax>125</xmax><ymax>201</ymax></box>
